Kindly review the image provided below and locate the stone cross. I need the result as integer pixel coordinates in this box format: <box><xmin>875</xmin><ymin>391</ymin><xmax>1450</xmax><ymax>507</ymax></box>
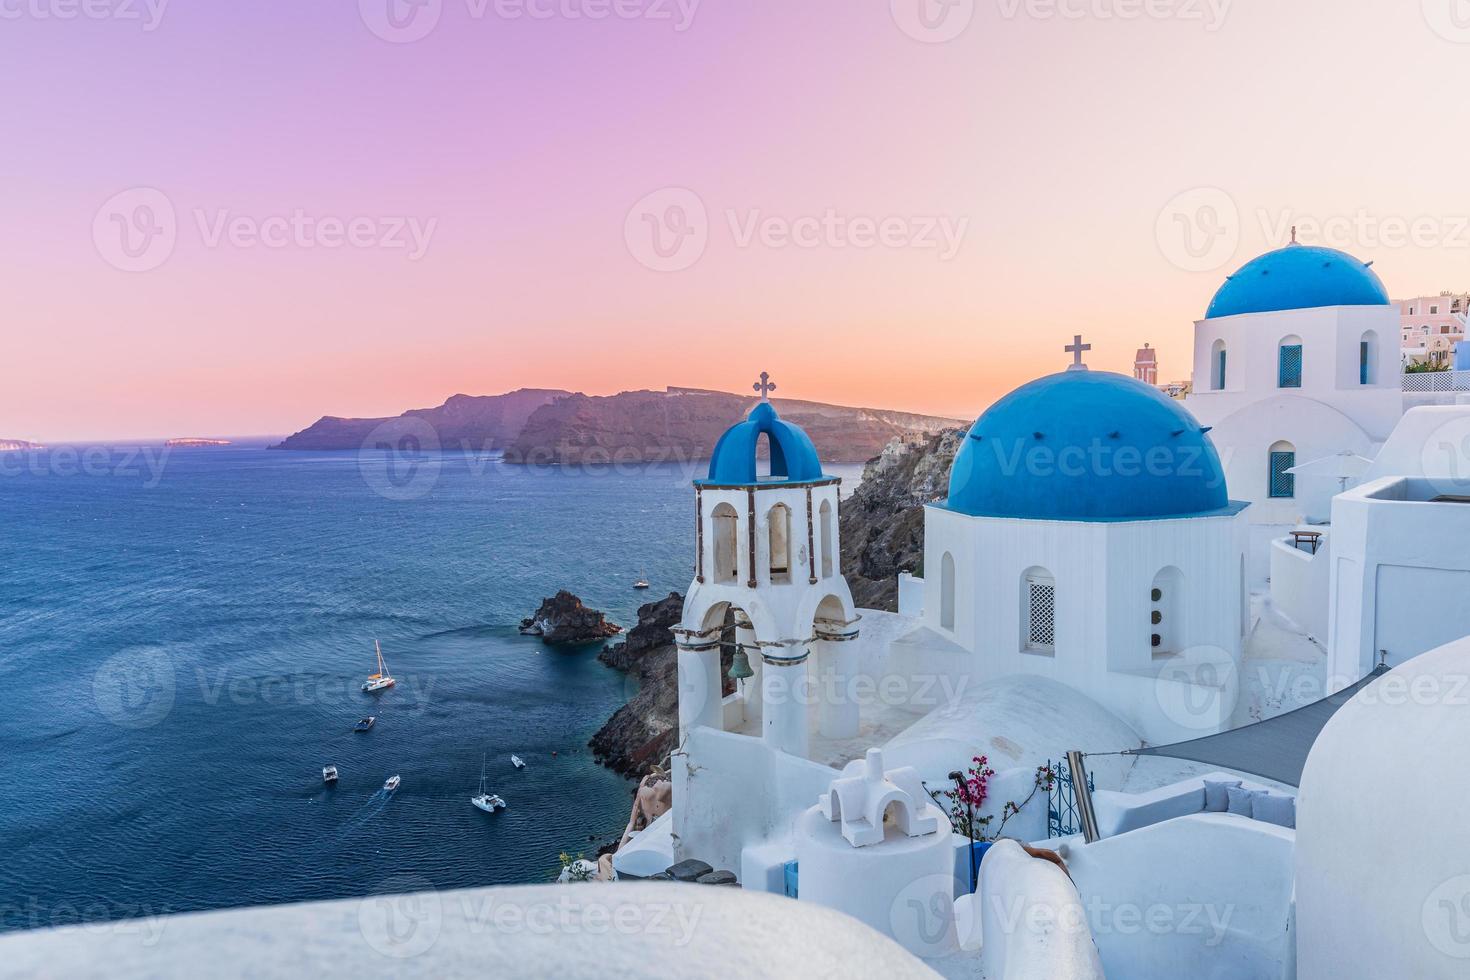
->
<box><xmin>753</xmin><ymin>372</ymin><xmax>777</xmax><ymax>400</ymax></box>
<box><xmin>1065</xmin><ymin>335</ymin><xmax>1091</xmax><ymax>371</ymax></box>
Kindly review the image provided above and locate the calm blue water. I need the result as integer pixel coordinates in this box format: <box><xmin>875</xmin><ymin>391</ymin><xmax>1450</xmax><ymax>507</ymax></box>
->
<box><xmin>0</xmin><ymin>446</ymin><xmax>868</xmax><ymax>932</ymax></box>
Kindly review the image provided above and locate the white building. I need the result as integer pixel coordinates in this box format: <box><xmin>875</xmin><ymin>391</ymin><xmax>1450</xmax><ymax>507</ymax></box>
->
<box><xmin>1186</xmin><ymin>243</ymin><xmax>1403</xmax><ymax>581</ymax></box>
<box><xmin>917</xmin><ymin>348</ymin><xmax>1250</xmax><ymax>745</ymax></box>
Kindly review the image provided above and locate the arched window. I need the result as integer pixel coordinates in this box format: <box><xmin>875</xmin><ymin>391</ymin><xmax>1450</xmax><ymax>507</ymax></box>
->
<box><xmin>1268</xmin><ymin>441</ymin><xmax>1296</xmax><ymax>499</ymax></box>
<box><xmin>1278</xmin><ymin>335</ymin><xmax>1304</xmax><ymax>388</ymax></box>
<box><xmin>939</xmin><ymin>552</ymin><xmax>956</xmax><ymax>631</ymax></box>
<box><xmin>767</xmin><ymin>503</ymin><xmax>791</xmax><ymax>583</ymax></box>
<box><xmin>819</xmin><ymin>499</ymin><xmax>834</xmax><ymax>579</ymax></box>
<box><xmin>712</xmin><ymin>503</ymin><xmax>739</xmax><ymax>584</ymax></box>
<box><xmin>1150</xmin><ymin>566</ymin><xmax>1184</xmax><ymax>656</ymax></box>
<box><xmin>1210</xmin><ymin>339</ymin><xmax>1227</xmax><ymax>390</ymax></box>
<box><xmin>1021</xmin><ymin>566</ymin><xmax>1055</xmax><ymax>655</ymax></box>
<box><xmin>1360</xmin><ymin>330</ymin><xmax>1377</xmax><ymax>385</ymax></box>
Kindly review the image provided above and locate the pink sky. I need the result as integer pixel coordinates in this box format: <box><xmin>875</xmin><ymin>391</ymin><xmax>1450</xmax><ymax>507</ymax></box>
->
<box><xmin>4</xmin><ymin>1</ymin><xmax>1469</xmax><ymax>441</ymax></box>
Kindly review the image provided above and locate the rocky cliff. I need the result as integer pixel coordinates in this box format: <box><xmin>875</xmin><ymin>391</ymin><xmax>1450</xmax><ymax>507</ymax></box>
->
<box><xmin>505</xmin><ymin>387</ymin><xmax>962</xmax><ymax>465</ymax></box>
<box><xmin>589</xmin><ymin>592</ymin><xmax>737</xmax><ymax>778</ymax></box>
<box><xmin>0</xmin><ymin>439</ymin><xmax>43</xmax><ymax>452</ymax></box>
<box><xmin>270</xmin><ymin>389</ymin><xmax>570</xmax><ymax>451</ymax></box>
<box><xmin>838</xmin><ymin>427</ymin><xmax>966</xmax><ymax>611</ymax></box>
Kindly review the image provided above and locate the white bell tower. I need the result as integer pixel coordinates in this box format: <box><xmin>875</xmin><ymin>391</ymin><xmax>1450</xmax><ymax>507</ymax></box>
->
<box><xmin>674</xmin><ymin>374</ymin><xmax>860</xmax><ymax>759</ymax></box>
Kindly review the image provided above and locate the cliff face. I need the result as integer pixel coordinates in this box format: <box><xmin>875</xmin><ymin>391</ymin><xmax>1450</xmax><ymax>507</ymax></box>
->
<box><xmin>838</xmin><ymin>427</ymin><xmax>966</xmax><ymax>611</ymax></box>
<box><xmin>518</xmin><ymin>591</ymin><xmax>622</xmax><ymax>645</ymax></box>
<box><xmin>587</xmin><ymin>592</ymin><xmax>736</xmax><ymax>778</ymax></box>
<box><xmin>0</xmin><ymin>440</ymin><xmax>42</xmax><ymax>452</ymax></box>
<box><xmin>504</xmin><ymin>388</ymin><xmax>963</xmax><ymax>465</ymax></box>
<box><xmin>270</xmin><ymin>389</ymin><xmax>570</xmax><ymax>451</ymax></box>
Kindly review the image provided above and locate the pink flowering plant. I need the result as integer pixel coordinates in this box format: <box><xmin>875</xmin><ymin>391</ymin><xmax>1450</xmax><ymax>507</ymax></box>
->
<box><xmin>929</xmin><ymin>756</ymin><xmax>1057</xmax><ymax>842</ymax></box>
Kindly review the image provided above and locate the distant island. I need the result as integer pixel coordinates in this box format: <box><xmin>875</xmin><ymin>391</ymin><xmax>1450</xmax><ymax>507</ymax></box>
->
<box><xmin>165</xmin><ymin>438</ymin><xmax>233</xmax><ymax>448</ymax></box>
<box><xmin>271</xmin><ymin>387</ymin><xmax>964</xmax><ymax>463</ymax></box>
<box><xmin>0</xmin><ymin>439</ymin><xmax>43</xmax><ymax>452</ymax></box>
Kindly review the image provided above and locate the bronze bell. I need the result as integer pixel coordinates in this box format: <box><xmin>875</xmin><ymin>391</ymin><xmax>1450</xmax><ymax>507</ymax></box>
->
<box><xmin>728</xmin><ymin>646</ymin><xmax>754</xmax><ymax>681</ymax></box>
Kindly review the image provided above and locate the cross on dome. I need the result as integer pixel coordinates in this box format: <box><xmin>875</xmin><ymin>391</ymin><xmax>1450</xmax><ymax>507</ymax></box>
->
<box><xmin>753</xmin><ymin>372</ymin><xmax>777</xmax><ymax>401</ymax></box>
<box><xmin>1065</xmin><ymin>335</ymin><xmax>1092</xmax><ymax>372</ymax></box>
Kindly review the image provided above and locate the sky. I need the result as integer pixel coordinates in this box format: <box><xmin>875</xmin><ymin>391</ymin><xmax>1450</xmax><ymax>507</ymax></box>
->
<box><xmin>4</xmin><ymin>0</ymin><xmax>1470</xmax><ymax>441</ymax></box>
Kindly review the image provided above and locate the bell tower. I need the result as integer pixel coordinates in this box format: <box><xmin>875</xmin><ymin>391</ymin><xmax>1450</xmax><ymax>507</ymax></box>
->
<box><xmin>674</xmin><ymin>374</ymin><xmax>860</xmax><ymax>759</ymax></box>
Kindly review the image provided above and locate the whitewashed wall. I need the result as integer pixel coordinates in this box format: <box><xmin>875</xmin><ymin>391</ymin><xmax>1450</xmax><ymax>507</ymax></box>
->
<box><xmin>1269</xmin><ymin>533</ymin><xmax>1330</xmax><ymax>641</ymax></box>
<box><xmin>1327</xmin><ymin>476</ymin><xmax>1470</xmax><ymax>681</ymax></box>
<box><xmin>920</xmin><ymin>505</ymin><xmax>1249</xmax><ymax>744</ymax></box>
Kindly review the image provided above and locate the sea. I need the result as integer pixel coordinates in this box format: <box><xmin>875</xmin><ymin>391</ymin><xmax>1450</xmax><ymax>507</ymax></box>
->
<box><xmin>0</xmin><ymin>444</ymin><xmax>862</xmax><ymax>933</ymax></box>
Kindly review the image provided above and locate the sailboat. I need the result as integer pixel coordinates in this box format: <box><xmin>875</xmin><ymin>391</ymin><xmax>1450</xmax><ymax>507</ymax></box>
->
<box><xmin>362</xmin><ymin>640</ymin><xmax>396</xmax><ymax>693</ymax></box>
<box><xmin>633</xmin><ymin>568</ymin><xmax>650</xmax><ymax>590</ymax></box>
<box><xmin>471</xmin><ymin>753</ymin><xmax>506</xmax><ymax>813</ymax></box>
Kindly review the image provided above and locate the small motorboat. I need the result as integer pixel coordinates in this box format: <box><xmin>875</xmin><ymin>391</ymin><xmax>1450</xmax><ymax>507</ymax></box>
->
<box><xmin>384</xmin><ymin>775</ymin><xmax>401</xmax><ymax>792</ymax></box>
<box><xmin>510</xmin><ymin>754</ymin><xmax>526</xmax><ymax>770</ymax></box>
<box><xmin>471</xmin><ymin>753</ymin><xmax>506</xmax><ymax>813</ymax></box>
<box><xmin>322</xmin><ymin>765</ymin><xmax>338</xmax><ymax>784</ymax></box>
<box><xmin>354</xmin><ymin>716</ymin><xmax>376</xmax><ymax>732</ymax></box>
<box><xmin>362</xmin><ymin>639</ymin><xmax>396</xmax><ymax>693</ymax></box>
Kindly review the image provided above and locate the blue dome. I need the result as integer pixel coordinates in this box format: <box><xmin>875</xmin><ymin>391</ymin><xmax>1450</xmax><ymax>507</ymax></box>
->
<box><xmin>1206</xmin><ymin>244</ymin><xmax>1390</xmax><ymax>320</ymax></box>
<box><xmin>946</xmin><ymin>371</ymin><xmax>1230</xmax><ymax>521</ymax></box>
<box><xmin>701</xmin><ymin>401</ymin><xmax>826</xmax><ymax>486</ymax></box>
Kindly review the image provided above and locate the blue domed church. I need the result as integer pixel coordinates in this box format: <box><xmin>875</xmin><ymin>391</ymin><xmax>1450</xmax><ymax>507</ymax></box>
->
<box><xmin>1184</xmin><ymin>239</ymin><xmax>1403</xmax><ymax>582</ymax></box>
<box><xmin>919</xmin><ymin>342</ymin><xmax>1251</xmax><ymax>744</ymax></box>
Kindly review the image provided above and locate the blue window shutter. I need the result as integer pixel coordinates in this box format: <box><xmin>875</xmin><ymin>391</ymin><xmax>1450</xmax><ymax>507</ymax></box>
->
<box><xmin>1278</xmin><ymin>345</ymin><xmax>1303</xmax><ymax>388</ymax></box>
<box><xmin>1269</xmin><ymin>451</ymin><xmax>1296</xmax><ymax>499</ymax></box>
<box><xmin>1218</xmin><ymin>349</ymin><xmax>1227</xmax><ymax>389</ymax></box>
<box><xmin>1360</xmin><ymin>341</ymin><xmax>1369</xmax><ymax>384</ymax></box>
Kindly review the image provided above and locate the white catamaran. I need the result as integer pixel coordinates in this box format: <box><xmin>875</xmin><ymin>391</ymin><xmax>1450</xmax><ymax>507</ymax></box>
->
<box><xmin>362</xmin><ymin>640</ymin><xmax>396</xmax><ymax>693</ymax></box>
<box><xmin>471</xmin><ymin>753</ymin><xmax>506</xmax><ymax>813</ymax></box>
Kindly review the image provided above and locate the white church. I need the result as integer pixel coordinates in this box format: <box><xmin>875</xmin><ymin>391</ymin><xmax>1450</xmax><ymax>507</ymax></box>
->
<box><xmin>604</xmin><ymin>239</ymin><xmax>1470</xmax><ymax>979</ymax></box>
